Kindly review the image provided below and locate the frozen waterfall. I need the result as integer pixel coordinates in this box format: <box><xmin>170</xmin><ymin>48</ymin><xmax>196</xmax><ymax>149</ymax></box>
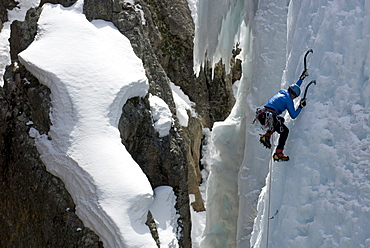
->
<box><xmin>194</xmin><ymin>0</ymin><xmax>370</xmax><ymax>247</ymax></box>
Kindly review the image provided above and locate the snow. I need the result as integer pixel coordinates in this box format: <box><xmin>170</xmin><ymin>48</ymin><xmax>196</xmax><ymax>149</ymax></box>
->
<box><xmin>18</xmin><ymin>1</ymin><xmax>177</xmax><ymax>247</ymax></box>
<box><xmin>134</xmin><ymin>4</ymin><xmax>146</xmax><ymax>26</ymax></box>
<box><xmin>0</xmin><ymin>0</ymin><xmax>40</xmax><ymax>86</ymax></box>
<box><xmin>124</xmin><ymin>0</ymin><xmax>135</xmax><ymax>5</ymax></box>
<box><xmin>149</xmin><ymin>94</ymin><xmax>173</xmax><ymax>137</ymax></box>
<box><xmin>170</xmin><ymin>82</ymin><xmax>196</xmax><ymax>127</ymax></box>
<box><xmin>189</xmin><ymin>194</ymin><xmax>206</xmax><ymax>247</ymax></box>
<box><xmin>194</xmin><ymin>0</ymin><xmax>370</xmax><ymax>248</ymax></box>
<box><xmin>150</xmin><ymin>186</ymin><xmax>179</xmax><ymax>247</ymax></box>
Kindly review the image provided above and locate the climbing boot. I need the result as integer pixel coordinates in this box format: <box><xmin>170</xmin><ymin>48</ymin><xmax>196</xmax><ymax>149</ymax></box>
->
<box><xmin>273</xmin><ymin>149</ymin><xmax>289</xmax><ymax>162</ymax></box>
<box><xmin>259</xmin><ymin>132</ymin><xmax>272</xmax><ymax>149</ymax></box>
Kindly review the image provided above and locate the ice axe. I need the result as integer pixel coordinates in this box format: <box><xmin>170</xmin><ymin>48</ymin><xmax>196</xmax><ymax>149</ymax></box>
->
<box><xmin>301</xmin><ymin>49</ymin><xmax>314</xmax><ymax>100</ymax></box>
<box><xmin>302</xmin><ymin>80</ymin><xmax>316</xmax><ymax>101</ymax></box>
<box><xmin>303</xmin><ymin>49</ymin><xmax>313</xmax><ymax>72</ymax></box>
<box><xmin>299</xmin><ymin>49</ymin><xmax>313</xmax><ymax>80</ymax></box>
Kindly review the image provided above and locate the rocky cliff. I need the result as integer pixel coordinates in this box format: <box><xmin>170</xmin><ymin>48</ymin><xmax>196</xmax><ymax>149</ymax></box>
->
<box><xmin>0</xmin><ymin>0</ymin><xmax>239</xmax><ymax>247</ymax></box>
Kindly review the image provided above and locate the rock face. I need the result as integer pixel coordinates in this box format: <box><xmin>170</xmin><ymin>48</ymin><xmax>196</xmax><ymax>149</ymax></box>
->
<box><xmin>9</xmin><ymin>7</ymin><xmax>41</xmax><ymax>61</ymax></box>
<box><xmin>0</xmin><ymin>63</ymin><xmax>103</xmax><ymax>247</ymax></box>
<box><xmin>0</xmin><ymin>0</ymin><xmax>240</xmax><ymax>247</ymax></box>
<box><xmin>0</xmin><ymin>0</ymin><xmax>17</xmax><ymax>29</ymax></box>
<box><xmin>1</xmin><ymin>2</ymin><xmax>103</xmax><ymax>247</ymax></box>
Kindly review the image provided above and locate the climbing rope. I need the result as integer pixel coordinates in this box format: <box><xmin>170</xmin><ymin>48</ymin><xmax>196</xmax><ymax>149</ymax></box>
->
<box><xmin>266</xmin><ymin>134</ymin><xmax>274</xmax><ymax>248</ymax></box>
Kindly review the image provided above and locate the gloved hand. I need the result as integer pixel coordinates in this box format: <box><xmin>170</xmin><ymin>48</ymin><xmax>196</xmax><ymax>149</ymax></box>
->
<box><xmin>300</xmin><ymin>70</ymin><xmax>309</xmax><ymax>80</ymax></box>
<box><xmin>299</xmin><ymin>98</ymin><xmax>306</xmax><ymax>108</ymax></box>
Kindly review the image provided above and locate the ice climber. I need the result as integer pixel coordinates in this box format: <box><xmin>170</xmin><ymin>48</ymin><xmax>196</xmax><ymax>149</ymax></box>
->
<box><xmin>254</xmin><ymin>70</ymin><xmax>308</xmax><ymax>161</ymax></box>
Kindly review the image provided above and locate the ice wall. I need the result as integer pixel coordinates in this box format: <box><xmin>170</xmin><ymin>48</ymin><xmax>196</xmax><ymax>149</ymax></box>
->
<box><xmin>237</xmin><ymin>1</ymin><xmax>289</xmax><ymax>247</ymax></box>
<box><xmin>194</xmin><ymin>0</ymin><xmax>289</xmax><ymax>246</ymax></box>
<box><xmin>193</xmin><ymin>0</ymin><xmax>256</xmax><ymax>76</ymax></box>
<box><xmin>195</xmin><ymin>0</ymin><xmax>258</xmax><ymax>247</ymax></box>
<box><xmin>251</xmin><ymin>1</ymin><xmax>370</xmax><ymax>247</ymax></box>
<box><xmin>195</xmin><ymin>0</ymin><xmax>370</xmax><ymax>247</ymax></box>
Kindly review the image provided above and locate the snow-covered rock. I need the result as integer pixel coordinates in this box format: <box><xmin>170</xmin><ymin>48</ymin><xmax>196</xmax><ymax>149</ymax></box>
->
<box><xmin>19</xmin><ymin>2</ymin><xmax>155</xmax><ymax>247</ymax></box>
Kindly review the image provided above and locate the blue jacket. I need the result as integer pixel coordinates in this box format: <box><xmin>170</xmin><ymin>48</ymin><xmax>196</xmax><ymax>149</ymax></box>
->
<box><xmin>264</xmin><ymin>79</ymin><xmax>303</xmax><ymax>119</ymax></box>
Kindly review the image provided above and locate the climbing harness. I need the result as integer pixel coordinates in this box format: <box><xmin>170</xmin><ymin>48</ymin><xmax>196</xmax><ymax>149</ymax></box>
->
<box><xmin>253</xmin><ymin>108</ymin><xmax>286</xmax><ymax>135</ymax></box>
<box><xmin>252</xmin><ymin>108</ymin><xmax>275</xmax><ymax>131</ymax></box>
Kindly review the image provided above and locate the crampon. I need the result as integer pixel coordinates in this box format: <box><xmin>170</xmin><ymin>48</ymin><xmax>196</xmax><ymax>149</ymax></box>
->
<box><xmin>259</xmin><ymin>134</ymin><xmax>272</xmax><ymax>149</ymax></box>
<box><xmin>273</xmin><ymin>149</ymin><xmax>289</xmax><ymax>162</ymax></box>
